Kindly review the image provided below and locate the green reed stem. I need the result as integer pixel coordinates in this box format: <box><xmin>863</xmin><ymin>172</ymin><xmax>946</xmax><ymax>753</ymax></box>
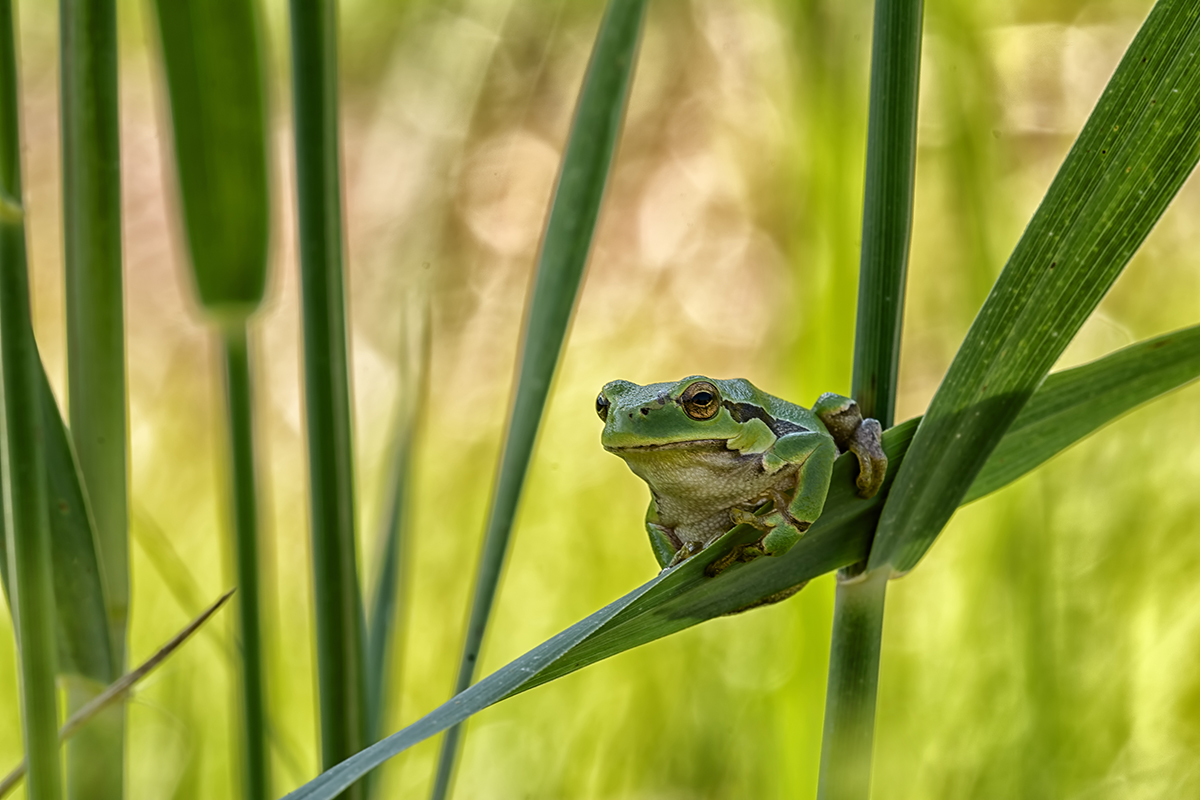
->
<box><xmin>288</xmin><ymin>0</ymin><xmax>368</xmax><ymax>795</ymax></box>
<box><xmin>221</xmin><ymin>324</ymin><xmax>269</xmax><ymax>799</ymax></box>
<box><xmin>0</xmin><ymin>3</ymin><xmax>62</xmax><ymax>796</ymax></box>
<box><xmin>60</xmin><ymin>0</ymin><xmax>127</xmax><ymax>794</ymax></box>
<box><xmin>819</xmin><ymin>1</ymin><xmax>923</xmax><ymax>798</ymax></box>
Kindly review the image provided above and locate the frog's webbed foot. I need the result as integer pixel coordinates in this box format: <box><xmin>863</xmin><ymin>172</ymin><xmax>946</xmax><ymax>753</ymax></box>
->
<box><xmin>813</xmin><ymin>393</ymin><xmax>888</xmax><ymax>499</ymax></box>
<box><xmin>709</xmin><ymin>498</ymin><xmax>808</xmax><ymax>576</ymax></box>
<box><xmin>665</xmin><ymin>540</ymin><xmax>704</xmax><ymax>569</ymax></box>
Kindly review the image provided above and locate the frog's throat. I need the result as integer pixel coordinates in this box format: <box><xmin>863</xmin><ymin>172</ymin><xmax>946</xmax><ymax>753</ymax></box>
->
<box><xmin>603</xmin><ymin>438</ymin><xmax>728</xmax><ymax>453</ymax></box>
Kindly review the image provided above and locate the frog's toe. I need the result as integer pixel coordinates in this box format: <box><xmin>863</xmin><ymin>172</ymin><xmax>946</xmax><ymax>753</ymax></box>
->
<box><xmin>761</xmin><ymin>520</ymin><xmax>803</xmax><ymax>557</ymax></box>
<box><xmin>849</xmin><ymin>418</ymin><xmax>887</xmax><ymax>498</ymax></box>
<box><xmin>666</xmin><ymin>540</ymin><xmax>704</xmax><ymax>569</ymax></box>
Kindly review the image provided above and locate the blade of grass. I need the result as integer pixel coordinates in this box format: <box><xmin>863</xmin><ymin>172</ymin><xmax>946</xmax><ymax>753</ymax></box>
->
<box><xmin>149</xmin><ymin>0</ymin><xmax>269</xmax><ymax>319</ymax></box>
<box><xmin>0</xmin><ymin>354</ymin><xmax>118</xmax><ymax>689</ymax></box>
<box><xmin>821</xmin><ymin>1</ymin><xmax>924</xmax><ymax>797</ymax></box>
<box><xmin>964</xmin><ymin>324</ymin><xmax>1200</xmax><ymax>503</ymax></box>
<box><xmin>1</xmin><ymin>2</ymin><xmax>61</xmax><ymax>795</ymax></box>
<box><xmin>39</xmin><ymin>367</ymin><xmax>115</xmax><ymax>685</ymax></box>
<box><xmin>869</xmin><ymin>0</ymin><xmax>1200</xmax><ymax>575</ymax></box>
<box><xmin>366</xmin><ymin>295</ymin><xmax>429</xmax><ymax>748</ymax></box>
<box><xmin>220</xmin><ymin>325</ymin><xmax>269</xmax><ymax>799</ymax></box>
<box><xmin>0</xmin><ymin>589</ymin><xmax>235</xmax><ymax>799</ymax></box>
<box><xmin>282</xmin><ymin>326</ymin><xmax>1200</xmax><ymax>798</ymax></box>
<box><xmin>429</xmin><ymin>2</ymin><xmax>647</xmax><ymax>797</ymax></box>
<box><xmin>0</xmin><ymin>17</ymin><xmax>53</xmax><ymax>799</ymax></box>
<box><xmin>288</xmin><ymin>0</ymin><xmax>369</xmax><ymax>794</ymax></box>
<box><xmin>148</xmin><ymin>0</ymin><xmax>272</xmax><ymax>793</ymax></box>
<box><xmin>61</xmin><ymin>0</ymin><xmax>127</xmax><ymax>794</ymax></box>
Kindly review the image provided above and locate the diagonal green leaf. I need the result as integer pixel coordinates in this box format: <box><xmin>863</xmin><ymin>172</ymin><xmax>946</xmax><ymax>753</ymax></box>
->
<box><xmin>150</xmin><ymin>0</ymin><xmax>269</xmax><ymax>318</ymax></box>
<box><xmin>39</xmin><ymin>365</ymin><xmax>116</xmax><ymax>685</ymax></box>
<box><xmin>869</xmin><ymin>0</ymin><xmax>1200</xmax><ymax>574</ymax></box>
<box><xmin>282</xmin><ymin>325</ymin><xmax>1200</xmax><ymax>798</ymax></box>
<box><xmin>965</xmin><ymin>324</ymin><xmax>1200</xmax><ymax>503</ymax></box>
<box><xmin>431</xmin><ymin>2</ymin><xmax>647</xmax><ymax>796</ymax></box>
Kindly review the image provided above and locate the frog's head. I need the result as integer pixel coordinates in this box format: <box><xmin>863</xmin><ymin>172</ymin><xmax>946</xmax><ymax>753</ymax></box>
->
<box><xmin>597</xmin><ymin>376</ymin><xmax>749</xmax><ymax>452</ymax></box>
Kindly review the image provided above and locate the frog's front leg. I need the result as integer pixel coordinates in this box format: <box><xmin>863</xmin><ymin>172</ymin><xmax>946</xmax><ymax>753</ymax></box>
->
<box><xmin>644</xmin><ymin>496</ymin><xmax>684</xmax><ymax>569</ymax></box>
<box><xmin>812</xmin><ymin>392</ymin><xmax>888</xmax><ymax>498</ymax></box>
<box><xmin>711</xmin><ymin>431</ymin><xmax>837</xmax><ymax>575</ymax></box>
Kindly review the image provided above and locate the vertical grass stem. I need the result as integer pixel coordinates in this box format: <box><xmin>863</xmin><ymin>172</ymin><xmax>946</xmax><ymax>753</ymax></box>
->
<box><xmin>221</xmin><ymin>324</ymin><xmax>269</xmax><ymax>799</ymax></box>
<box><xmin>60</xmin><ymin>0</ymin><xmax>127</xmax><ymax>792</ymax></box>
<box><xmin>0</xmin><ymin>2</ymin><xmax>63</xmax><ymax>795</ymax></box>
<box><xmin>820</xmin><ymin>1</ymin><xmax>923</xmax><ymax>797</ymax></box>
<box><xmin>288</xmin><ymin>0</ymin><xmax>368</xmax><ymax>794</ymax></box>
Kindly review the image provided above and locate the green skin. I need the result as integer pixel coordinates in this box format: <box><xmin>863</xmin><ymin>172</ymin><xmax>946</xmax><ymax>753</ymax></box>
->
<box><xmin>598</xmin><ymin>376</ymin><xmax>887</xmax><ymax>572</ymax></box>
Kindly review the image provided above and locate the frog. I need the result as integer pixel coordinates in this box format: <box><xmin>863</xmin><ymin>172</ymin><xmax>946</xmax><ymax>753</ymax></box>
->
<box><xmin>596</xmin><ymin>376</ymin><xmax>887</xmax><ymax>573</ymax></box>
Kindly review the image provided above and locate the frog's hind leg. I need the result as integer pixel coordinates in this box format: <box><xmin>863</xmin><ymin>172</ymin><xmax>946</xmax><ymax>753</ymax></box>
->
<box><xmin>716</xmin><ymin>431</ymin><xmax>836</xmax><ymax>574</ymax></box>
<box><xmin>813</xmin><ymin>392</ymin><xmax>888</xmax><ymax>498</ymax></box>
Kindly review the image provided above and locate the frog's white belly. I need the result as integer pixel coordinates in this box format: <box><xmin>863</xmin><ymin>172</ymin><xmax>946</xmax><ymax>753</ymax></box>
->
<box><xmin>614</xmin><ymin>441</ymin><xmax>799</xmax><ymax>546</ymax></box>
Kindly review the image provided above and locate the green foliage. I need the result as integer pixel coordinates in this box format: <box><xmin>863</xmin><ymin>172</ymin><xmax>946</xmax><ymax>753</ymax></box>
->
<box><xmin>150</xmin><ymin>0</ymin><xmax>270</xmax><ymax>318</ymax></box>
<box><xmin>280</xmin><ymin>318</ymin><xmax>1200</xmax><ymax>798</ymax></box>
<box><xmin>0</xmin><ymin>3</ymin><xmax>62</xmax><ymax>797</ymax></box>
<box><xmin>430</xmin><ymin>1</ymin><xmax>648</xmax><ymax>796</ymax></box>
<box><xmin>288</xmin><ymin>0</ymin><xmax>369</xmax><ymax>793</ymax></box>
<box><xmin>869</xmin><ymin>0</ymin><xmax>1200</xmax><ymax>574</ymax></box>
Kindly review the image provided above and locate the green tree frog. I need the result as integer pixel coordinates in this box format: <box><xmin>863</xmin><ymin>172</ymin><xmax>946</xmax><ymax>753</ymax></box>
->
<box><xmin>597</xmin><ymin>376</ymin><xmax>887</xmax><ymax>572</ymax></box>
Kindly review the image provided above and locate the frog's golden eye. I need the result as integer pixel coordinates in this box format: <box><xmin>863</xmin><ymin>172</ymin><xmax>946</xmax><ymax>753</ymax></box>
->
<box><xmin>595</xmin><ymin>392</ymin><xmax>610</xmax><ymax>422</ymax></box>
<box><xmin>681</xmin><ymin>381</ymin><xmax>720</xmax><ymax>420</ymax></box>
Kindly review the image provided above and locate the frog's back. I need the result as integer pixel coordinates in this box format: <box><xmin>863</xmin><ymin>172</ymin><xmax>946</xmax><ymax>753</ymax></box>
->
<box><xmin>712</xmin><ymin>378</ymin><xmax>826</xmax><ymax>434</ymax></box>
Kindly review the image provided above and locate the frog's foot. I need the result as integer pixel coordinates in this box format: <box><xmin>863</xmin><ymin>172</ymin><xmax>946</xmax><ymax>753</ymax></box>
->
<box><xmin>812</xmin><ymin>393</ymin><xmax>888</xmax><ymax>499</ymax></box>
<box><xmin>665</xmin><ymin>540</ymin><xmax>705</xmax><ymax>569</ymax></box>
<box><xmin>847</xmin><ymin>418</ymin><xmax>887</xmax><ymax>498</ymax></box>
<box><xmin>709</xmin><ymin>506</ymin><xmax>809</xmax><ymax>577</ymax></box>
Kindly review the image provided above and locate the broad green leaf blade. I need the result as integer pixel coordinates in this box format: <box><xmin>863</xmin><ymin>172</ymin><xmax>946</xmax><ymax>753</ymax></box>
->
<box><xmin>870</xmin><ymin>0</ymin><xmax>1200</xmax><ymax>574</ymax></box>
<box><xmin>964</xmin><ymin>323</ymin><xmax>1200</xmax><ymax>503</ymax></box>
<box><xmin>432</xmin><ymin>1</ymin><xmax>647</xmax><ymax>796</ymax></box>
<box><xmin>150</xmin><ymin>0</ymin><xmax>269</xmax><ymax>317</ymax></box>
<box><xmin>289</xmin><ymin>0</ymin><xmax>370</xmax><ymax>792</ymax></box>
<box><xmin>39</xmin><ymin>366</ymin><xmax>115</xmax><ymax>684</ymax></box>
<box><xmin>283</xmin><ymin>325</ymin><xmax>1200</xmax><ymax>797</ymax></box>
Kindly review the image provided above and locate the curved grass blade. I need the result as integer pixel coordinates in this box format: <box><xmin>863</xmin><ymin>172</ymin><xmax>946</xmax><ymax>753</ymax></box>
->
<box><xmin>430</xmin><ymin>2</ymin><xmax>647</xmax><ymax>796</ymax></box>
<box><xmin>39</xmin><ymin>367</ymin><xmax>115</xmax><ymax>684</ymax></box>
<box><xmin>965</xmin><ymin>323</ymin><xmax>1200</xmax><ymax>503</ymax></box>
<box><xmin>1</xmin><ymin>2</ymin><xmax>62</xmax><ymax>795</ymax></box>
<box><xmin>870</xmin><ymin>0</ymin><xmax>1200</xmax><ymax>575</ymax></box>
<box><xmin>282</xmin><ymin>326</ymin><xmax>1200</xmax><ymax>798</ymax></box>
<box><xmin>0</xmin><ymin>589</ymin><xmax>235</xmax><ymax>799</ymax></box>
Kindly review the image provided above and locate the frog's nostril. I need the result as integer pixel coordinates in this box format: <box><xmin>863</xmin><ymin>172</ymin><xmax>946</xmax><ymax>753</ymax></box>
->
<box><xmin>640</xmin><ymin>408</ymin><xmax>650</xmax><ymax>416</ymax></box>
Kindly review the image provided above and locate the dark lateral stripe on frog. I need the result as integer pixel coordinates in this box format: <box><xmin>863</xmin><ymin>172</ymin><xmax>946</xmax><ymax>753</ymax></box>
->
<box><xmin>723</xmin><ymin>401</ymin><xmax>811</xmax><ymax>437</ymax></box>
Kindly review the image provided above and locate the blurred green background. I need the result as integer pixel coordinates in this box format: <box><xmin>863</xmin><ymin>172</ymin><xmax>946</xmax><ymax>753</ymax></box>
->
<box><xmin>3</xmin><ymin>0</ymin><xmax>1200</xmax><ymax>797</ymax></box>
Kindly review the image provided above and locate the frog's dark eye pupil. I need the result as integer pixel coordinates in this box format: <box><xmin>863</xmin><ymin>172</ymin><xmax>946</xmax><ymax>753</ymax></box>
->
<box><xmin>681</xmin><ymin>381</ymin><xmax>721</xmax><ymax>420</ymax></box>
<box><xmin>595</xmin><ymin>393</ymin><xmax>610</xmax><ymax>421</ymax></box>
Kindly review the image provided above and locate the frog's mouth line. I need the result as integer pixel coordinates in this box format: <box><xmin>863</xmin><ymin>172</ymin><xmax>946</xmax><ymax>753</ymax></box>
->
<box><xmin>603</xmin><ymin>439</ymin><xmax>728</xmax><ymax>453</ymax></box>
